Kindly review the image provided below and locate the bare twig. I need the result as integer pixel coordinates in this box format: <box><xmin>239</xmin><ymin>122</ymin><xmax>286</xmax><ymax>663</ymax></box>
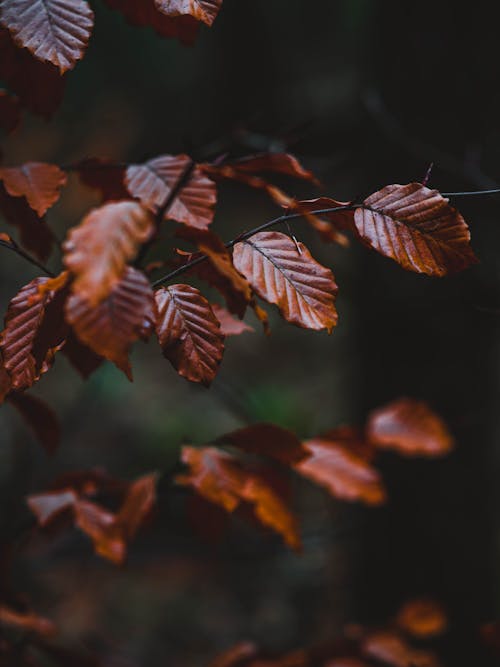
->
<box><xmin>0</xmin><ymin>239</ymin><xmax>54</xmax><ymax>277</ymax></box>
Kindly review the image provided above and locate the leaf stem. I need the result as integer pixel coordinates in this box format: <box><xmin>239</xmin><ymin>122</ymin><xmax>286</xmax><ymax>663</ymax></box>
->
<box><xmin>0</xmin><ymin>239</ymin><xmax>55</xmax><ymax>277</ymax></box>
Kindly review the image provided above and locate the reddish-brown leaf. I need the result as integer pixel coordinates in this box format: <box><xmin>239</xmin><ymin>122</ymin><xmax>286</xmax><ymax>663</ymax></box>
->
<box><xmin>0</xmin><ymin>162</ymin><xmax>67</xmax><ymax>216</ymax></box>
<box><xmin>361</xmin><ymin>631</ymin><xmax>440</xmax><ymax>667</ymax></box>
<box><xmin>176</xmin><ymin>227</ymin><xmax>253</xmax><ymax>317</ymax></box>
<box><xmin>0</xmin><ymin>277</ymin><xmax>59</xmax><ymax>390</ymax></box>
<box><xmin>27</xmin><ymin>488</ymin><xmax>77</xmax><ymax>525</ymax></box>
<box><xmin>211</xmin><ymin>303</ymin><xmax>254</xmax><ymax>336</ymax></box>
<box><xmin>367</xmin><ymin>398</ymin><xmax>454</xmax><ymax>457</ymax></box>
<box><xmin>0</xmin><ymin>88</ymin><xmax>20</xmax><ymax>133</ymax></box>
<box><xmin>73</xmin><ymin>157</ymin><xmax>128</xmax><ymax>201</ymax></box>
<box><xmin>295</xmin><ymin>197</ymin><xmax>354</xmax><ymax>245</ymax></box>
<box><xmin>154</xmin><ymin>283</ymin><xmax>224</xmax><ymax>386</ymax></box>
<box><xmin>66</xmin><ymin>267</ymin><xmax>154</xmax><ymax>379</ymax></box>
<box><xmin>63</xmin><ymin>201</ymin><xmax>154</xmax><ymax>305</ymax></box>
<box><xmin>233</xmin><ymin>231</ymin><xmax>338</xmax><ymax>332</ymax></box>
<box><xmin>114</xmin><ymin>472</ymin><xmax>158</xmax><ymax>539</ymax></box>
<box><xmin>354</xmin><ymin>183</ymin><xmax>477</xmax><ymax>276</ymax></box>
<box><xmin>178</xmin><ymin>446</ymin><xmax>301</xmax><ymax>549</ymax></box>
<box><xmin>126</xmin><ymin>155</ymin><xmax>216</xmax><ymax>229</ymax></box>
<box><xmin>0</xmin><ymin>0</ymin><xmax>94</xmax><ymax>73</ymax></box>
<box><xmin>0</xmin><ymin>604</ymin><xmax>56</xmax><ymax>638</ymax></box>
<box><xmin>295</xmin><ymin>428</ymin><xmax>386</xmax><ymax>506</ymax></box>
<box><xmin>156</xmin><ymin>0</ymin><xmax>222</xmax><ymax>25</ymax></box>
<box><xmin>62</xmin><ymin>330</ymin><xmax>103</xmax><ymax>378</ymax></box>
<box><xmin>218</xmin><ymin>423</ymin><xmax>308</xmax><ymax>464</ymax></box>
<box><xmin>225</xmin><ymin>153</ymin><xmax>320</xmax><ymax>184</ymax></box>
<box><xmin>0</xmin><ymin>182</ymin><xmax>54</xmax><ymax>260</ymax></box>
<box><xmin>0</xmin><ymin>28</ymin><xmax>66</xmax><ymax>117</ymax></box>
<box><xmin>396</xmin><ymin>599</ymin><xmax>448</xmax><ymax>639</ymax></box>
<box><xmin>8</xmin><ymin>393</ymin><xmax>60</xmax><ymax>454</ymax></box>
<box><xmin>0</xmin><ymin>352</ymin><xmax>11</xmax><ymax>403</ymax></box>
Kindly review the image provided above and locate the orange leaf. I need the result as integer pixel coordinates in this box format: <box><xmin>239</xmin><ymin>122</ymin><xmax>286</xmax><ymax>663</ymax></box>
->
<box><xmin>126</xmin><ymin>155</ymin><xmax>216</xmax><ymax>228</ymax></box>
<box><xmin>154</xmin><ymin>284</ymin><xmax>224</xmax><ymax>386</ymax></box>
<box><xmin>63</xmin><ymin>201</ymin><xmax>154</xmax><ymax>305</ymax></box>
<box><xmin>211</xmin><ymin>303</ymin><xmax>254</xmax><ymax>336</ymax></box>
<box><xmin>8</xmin><ymin>393</ymin><xmax>60</xmax><ymax>454</ymax></box>
<box><xmin>361</xmin><ymin>631</ymin><xmax>440</xmax><ymax>667</ymax></box>
<box><xmin>218</xmin><ymin>423</ymin><xmax>308</xmax><ymax>464</ymax></box>
<box><xmin>366</xmin><ymin>398</ymin><xmax>454</xmax><ymax>457</ymax></box>
<box><xmin>354</xmin><ymin>183</ymin><xmax>477</xmax><ymax>276</ymax></box>
<box><xmin>0</xmin><ymin>162</ymin><xmax>67</xmax><ymax>216</ymax></box>
<box><xmin>0</xmin><ymin>0</ymin><xmax>94</xmax><ymax>73</ymax></box>
<box><xmin>396</xmin><ymin>599</ymin><xmax>448</xmax><ymax>639</ymax></box>
<box><xmin>178</xmin><ymin>446</ymin><xmax>301</xmax><ymax>550</ymax></box>
<box><xmin>65</xmin><ymin>267</ymin><xmax>154</xmax><ymax>379</ymax></box>
<box><xmin>233</xmin><ymin>231</ymin><xmax>338</xmax><ymax>332</ymax></box>
<box><xmin>295</xmin><ymin>428</ymin><xmax>386</xmax><ymax>506</ymax></box>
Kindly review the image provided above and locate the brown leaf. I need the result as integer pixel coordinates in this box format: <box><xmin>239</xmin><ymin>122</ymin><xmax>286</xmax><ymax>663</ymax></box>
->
<box><xmin>218</xmin><ymin>423</ymin><xmax>308</xmax><ymax>464</ymax></box>
<box><xmin>354</xmin><ymin>183</ymin><xmax>477</xmax><ymax>276</ymax></box>
<box><xmin>66</xmin><ymin>267</ymin><xmax>154</xmax><ymax>379</ymax></box>
<box><xmin>63</xmin><ymin>201</ymin><xmax>154</xmax><ymax>305</ymax></box>
<box><xmin>225</xmin><ymin>153</ymin><xmax>320</xmax><ymax>184</ymax></box>
<box><xmin>211</xmin><ymin>303</ymin><xmax>254</xmax><ymax>336</ymax></box>
<box><xmin>114</xmin><ymin>472</ymin><xmax>158</xmax><ymax>539</ymax></box>
<box><xmin>361</xmin><ymin>631</ymin><xmax>440</xmax><ymax>667</ymax></box>
<box><xmin>61</xmin><ymin>330</ymin><xmax>103</xmax><ymax>379</ymax></box>
<box><xmin>0</xmin><ymin>604</ymin><xmax>56</xmax><ymax>639</ymax></box>
<box><xmin>0</xmin><ymin>28</ymin><xmax>66</xmax><ymax>117</ymax></box>
<box><xmin>233</xmin><ymin>231</ymin><xmax>338</xmax><ymax>332</ymax></box>
<box><xmin>295</xmin><ymin>197</ymin><xmax>354</xmax><ymax>244</ymax></box>
<box><xmin>178</xmin><ymin>446</ymin><xmax>301</xmax><ymax>550</ymax></box>
<box><xmin>295</xmin><ymin>428</ymin><xmax>386</xmax><ymax>506</ymax></box>
<box><xmin>155</xmin><ymin>283</ymin><xmax>224</xmax><ymax>386</ymax></box>
<box><xmin>156</xmin><ymin>0</ymin><xmax>223</xmax><ymax>26</ymax></box>
<box><xmin>0</xmin><ymin>277</ymin><xmax>60</xmax><ymax>390</ymax></box>
<box><xmin>0</xmin><ymin>0</ymin><xmax>94</xmax><ymax>73</ymax></box>
<box><xmin>126</xmin><ymin>155</ymin><xmax>216</xmax><ymax>228</ymax></box>
<box><xmin>176</xmin><ymin>226</ymin><xmax>252</xmax><ymax>317</ymax></box>
<box><xmin>396</xmin><ymin>599</ymin><xmax>448</xmax><ymax>639</ymax></box>
<box><xmin>73</xmin><ymin>157</ymin><xmax>128</xmax><ymax>201</ymax></box>
<box><xmin>27</xmin><ymin>488</ymin><xmax>78</xmax><ymax>525</ymax></box>
<box><xmin>8</xmin><ymin>393</ymin><xmax>60</xmax><ymax>454</ymax></box>
<box><xmin>209</xmin><ymin>642</ymin><xmax>259</xmax><ymax>667</ymax></box>
<box><xmin>0</xmin><ymin>163</ymin><xmax>67</xmax><ymax>216</ymax></box>
<box><xmin>0</xmin><ymin>89</ymin><xmax>20</xmax><ymax>133</ymax></box>
<box><xmin>366</xmin><ymin>398</ymin><xmax>454</xmax><ymax>457</ymax></box>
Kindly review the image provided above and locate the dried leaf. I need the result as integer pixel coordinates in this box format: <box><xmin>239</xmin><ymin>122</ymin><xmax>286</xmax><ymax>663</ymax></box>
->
<box><xmin>0</xmin><ymin>357</ymin><xmax>10</xmax><ymax>403</ymax></box>
<box><xmin>396</xmin><ymin>599</ymin><xmax>448</xmax><ymax>639</ymax></box>
<box><xmin>211</xmin><ymin>303</ymin><xmax>254</xmax><ymax>336</ymax></box>
<box><xmin>63</xmin><ymin>201</ymin><xmax>154</xmax><ymax>305</ymax></box>
<box><xmin>0</xmin><ymin>604</ymin><xmax>56</xmax><ymax>638</ymax></box>
<box><xmin>226</xmin><ymin>153</ymin><xmax>320</xmax><ymax>184</ymax></box>
<box><xmin>73</xmin><ymin>157</ymin><xmax>128</xmax><ymax>201</ymax></box>
<box><xmin>295</xmin><ymin>197</ymin><xmax>354</xmax><ymax>244</ymax></box>
<box><xmin>178</xmin><ymin>446</ymin><xmax>301</xmax><ymax>549</ymax></box>
<box><xmin>361</xmin><ymin>631</ymin><xmax>440</xmax><ymax>667</ymax></box>
<box><xmin>354</xmin><ymin>183</ymin><xmax>477</xmax><ymax>276</ymax></box>
<box><xmin>233</xmin><ymin>231</ymin><xmax>338</xmax><ymax>331</ymax></box>
<box><xmin>0</xmin><ymin>0</ymin><xmax>94</xmax><ymax>73</ymax></box>
<box><xmin>367</xmin><ymin>398</ymin><xmax>454</xmax><ymax>457</ymax></box>
<box><xmin>156</xmin><ymin>0</ymin><xmax>222</xmax><ymax>26</ymax></box>
<box><xmin>61</xmin><ymin>330</ymin><xmax>103</xmax><ymax>379</ymax></box>
<box><xmin>126</xmin><ymin>155</ymin><xmax>216</xmax><ymax>228</ymax></box>
<box><xmin>296</xmin><ymin>428</ymin><xmax>386</xmax><ymax>505</ymax></box>
<box><xmin>66</xmin><ymin>267</ymin><xmax>154</xmax><ymax>379</ymax></box>
<box><xmin>8</xmin><ymin>393</ymin><xmax>60</xmax><ymax>454</ymax></box>
<box><xmin>155</xmin><ymin>283</ymin><xmax>224</xmax><ymax>386</ymax></box>
<box><xmin>218</xmin><ymin>423</ymin><xmax>308</xmax><ymax>464</ymax></box>
<box><xmin>0</xmin><ymin>88</ymin><xmax>20</xmax><ymax>133</ymax></box>
<box><xmin>0</xmin><ymin>162</ymin><xmax>67</xmax><ymax>216</ymax></box>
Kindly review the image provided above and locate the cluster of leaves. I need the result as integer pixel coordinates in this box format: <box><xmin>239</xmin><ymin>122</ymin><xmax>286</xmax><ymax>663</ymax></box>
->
<box><xmin>0</xmin><ymin>149</ymin><xmax>478</xmax><ymax>447</ymax></box>
<box><xmin>208</xmin><ymin>598</ymin><xmax>449</xmax><ymax>667</ymax></box>
<box><xmin>0</xmin><ymin>0</ymin><xmax>224</xmax><ymax>123</ymax></box>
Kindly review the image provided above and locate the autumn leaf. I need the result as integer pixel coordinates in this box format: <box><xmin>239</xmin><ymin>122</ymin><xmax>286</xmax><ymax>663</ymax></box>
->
<box><xmin>396</xmin><ymin>599</ymin><xmax>448</xmax><ymax>639</ymax></box>
<box><xmin>223</xmin><ymin>152</ymin><xmax>320</xmax><ymax>184</ymax></box>
<box><xmin>0</xmin><ymin>88</ymin><xmax>20</xmax><ymax>133</ymax></box>
<box><xmin>233</xmin><ymin>231</ymin><xmax>338</xmax><ymax>331</ymax></box>
<box><xmin>354</xmin><ymin>183</ymin><xmax>477</xmax><ymax>276</ymax></box>
<box><xmin>66</xmin><ymin>267</ymin><xmax>154</xmax><ymax>379</ymax></box>
<box><xmin>366</xmin><ymin>398</ymin><xmax>454</xmax><ymax>457</ymax></box>
<box><xmin>8</xmin><ymin>392</ymin><xmax>60</xmax><ymax>454</ymax></box>
<box><xmin>208</xmin><ymin>642</ymin><xmax>259</xmax><ymax>667</ymax></box>
<box><xmin>125</xmin><ymin>155</ymin><xmax>216</xmax><ymax>229</ymax></box>
<box><xmin>295</xmin><ymin>428</ymin><xmax>386</xmax><ymax>505</ymax></box>
<box><xmin>218</xmin><ymin>423</ymin><xmax>308</xmax><ymax>464</ymax></box>
<box><xmin>211</xmin><ymin>304</ymin><xmax>254</xmax><ymax>336</ymax></box>
<box><xmin>156</xmin><ymin>0</ymin><xmax>223</xmax><ymax>26</ymax></box>
<box><xmin>73</xmin><ymin>157</ymin><xmax>128</xmax><ymax>201</ymax></box>
<box><xmin>0</xmin><ymin>0</ymin><xmax>94</xmax><ymax>73</ymax></box>
<box><xmin>361</xmin><ymin>631</ymin><xmax>440</xmax><ymax>667</ymax></box>
<box><xmin>63</xmin><ymin>201</ymin><xmax>154</xmax><ymax>305</ymax></box>
<box><xmin>0</xmin><ymin>162</ymin><xmax>67</xmax><ymax>216</ymax></box>
<box><xmin>155</xmin><ymin>283</ymin><xmax>224</xmax><ymax>386</ymax></box>
<box><xmin>177</xmin><ymin>446</ymin><xmax>301</xmax><ymax>550</ymax></box>
<box><xmin>0</xmin><ymin>604</ymin><xmax>57</xmax><ymax>638</ymax></box>
<box><xmin>62</xmin><ymin>330</ymin><xmax>103</xmax><ymax>379</ymax></box>
<box><xmin>0</xmin><ymin>277</ymin><xmax>61</xmax><ymax>390</ymax></box>
<box><xmin>295</xmin><ymin>196</ymin><xmax>354</xmax><ymax>245</ymax></box>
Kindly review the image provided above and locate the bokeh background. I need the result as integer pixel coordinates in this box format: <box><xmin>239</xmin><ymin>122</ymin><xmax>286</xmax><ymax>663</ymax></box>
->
<box><xmin>1</xmin><ymin>1</ymin><xmax>500</xmax><ymax>665</ymax></box>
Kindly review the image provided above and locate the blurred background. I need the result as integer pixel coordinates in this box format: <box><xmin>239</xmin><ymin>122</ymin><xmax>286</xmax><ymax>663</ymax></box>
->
<box><xmin>1</xmin><ymin>1</ymin><xmax>500</xmax><ymax>665</ymax></box>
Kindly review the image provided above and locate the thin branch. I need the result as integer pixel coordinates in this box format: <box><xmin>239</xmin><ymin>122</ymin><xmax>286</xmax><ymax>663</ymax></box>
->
<box><xmin>0</xmin><ymin>239</ymin><xmax>54</xmax><ymax>277</ymax></box>
<box><xmin>442</xmin><ymin>188</ymin><xmax>500</xmax><ymax>197</ymax></box>
<box><xmin>152</xmin><ymin>205</ymin><xmax>358</xmax><ymax>288</ymax></box>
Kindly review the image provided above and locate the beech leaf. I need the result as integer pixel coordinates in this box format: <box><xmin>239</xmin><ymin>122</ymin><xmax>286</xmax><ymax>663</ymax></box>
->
<box><xmin>218</xmin><ymin>423</ymin><xmax>308</xmax><ymax>464</ymax></box>
<box><xmin>0</xmin><ymin>162</ymin><xmax>67</xmax><ymax>216</ymax></box>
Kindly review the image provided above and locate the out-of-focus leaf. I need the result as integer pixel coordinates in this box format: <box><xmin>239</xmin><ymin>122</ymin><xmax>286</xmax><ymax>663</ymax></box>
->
<box><xmin>8</xmin><ymin>393</ymin><xmax>60</xmax><ymax>454</ymax></box>
<box><xmin>218</xmin><ymin>423</ymin><xmax>308</xmax><ymax>464</ymax></box>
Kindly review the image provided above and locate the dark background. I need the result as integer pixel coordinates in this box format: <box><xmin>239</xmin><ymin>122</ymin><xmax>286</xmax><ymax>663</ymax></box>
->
<box><xmin>1</xmin><ymin>1</ymin><xmax>500</xmax><ymax>665</ymax></box>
